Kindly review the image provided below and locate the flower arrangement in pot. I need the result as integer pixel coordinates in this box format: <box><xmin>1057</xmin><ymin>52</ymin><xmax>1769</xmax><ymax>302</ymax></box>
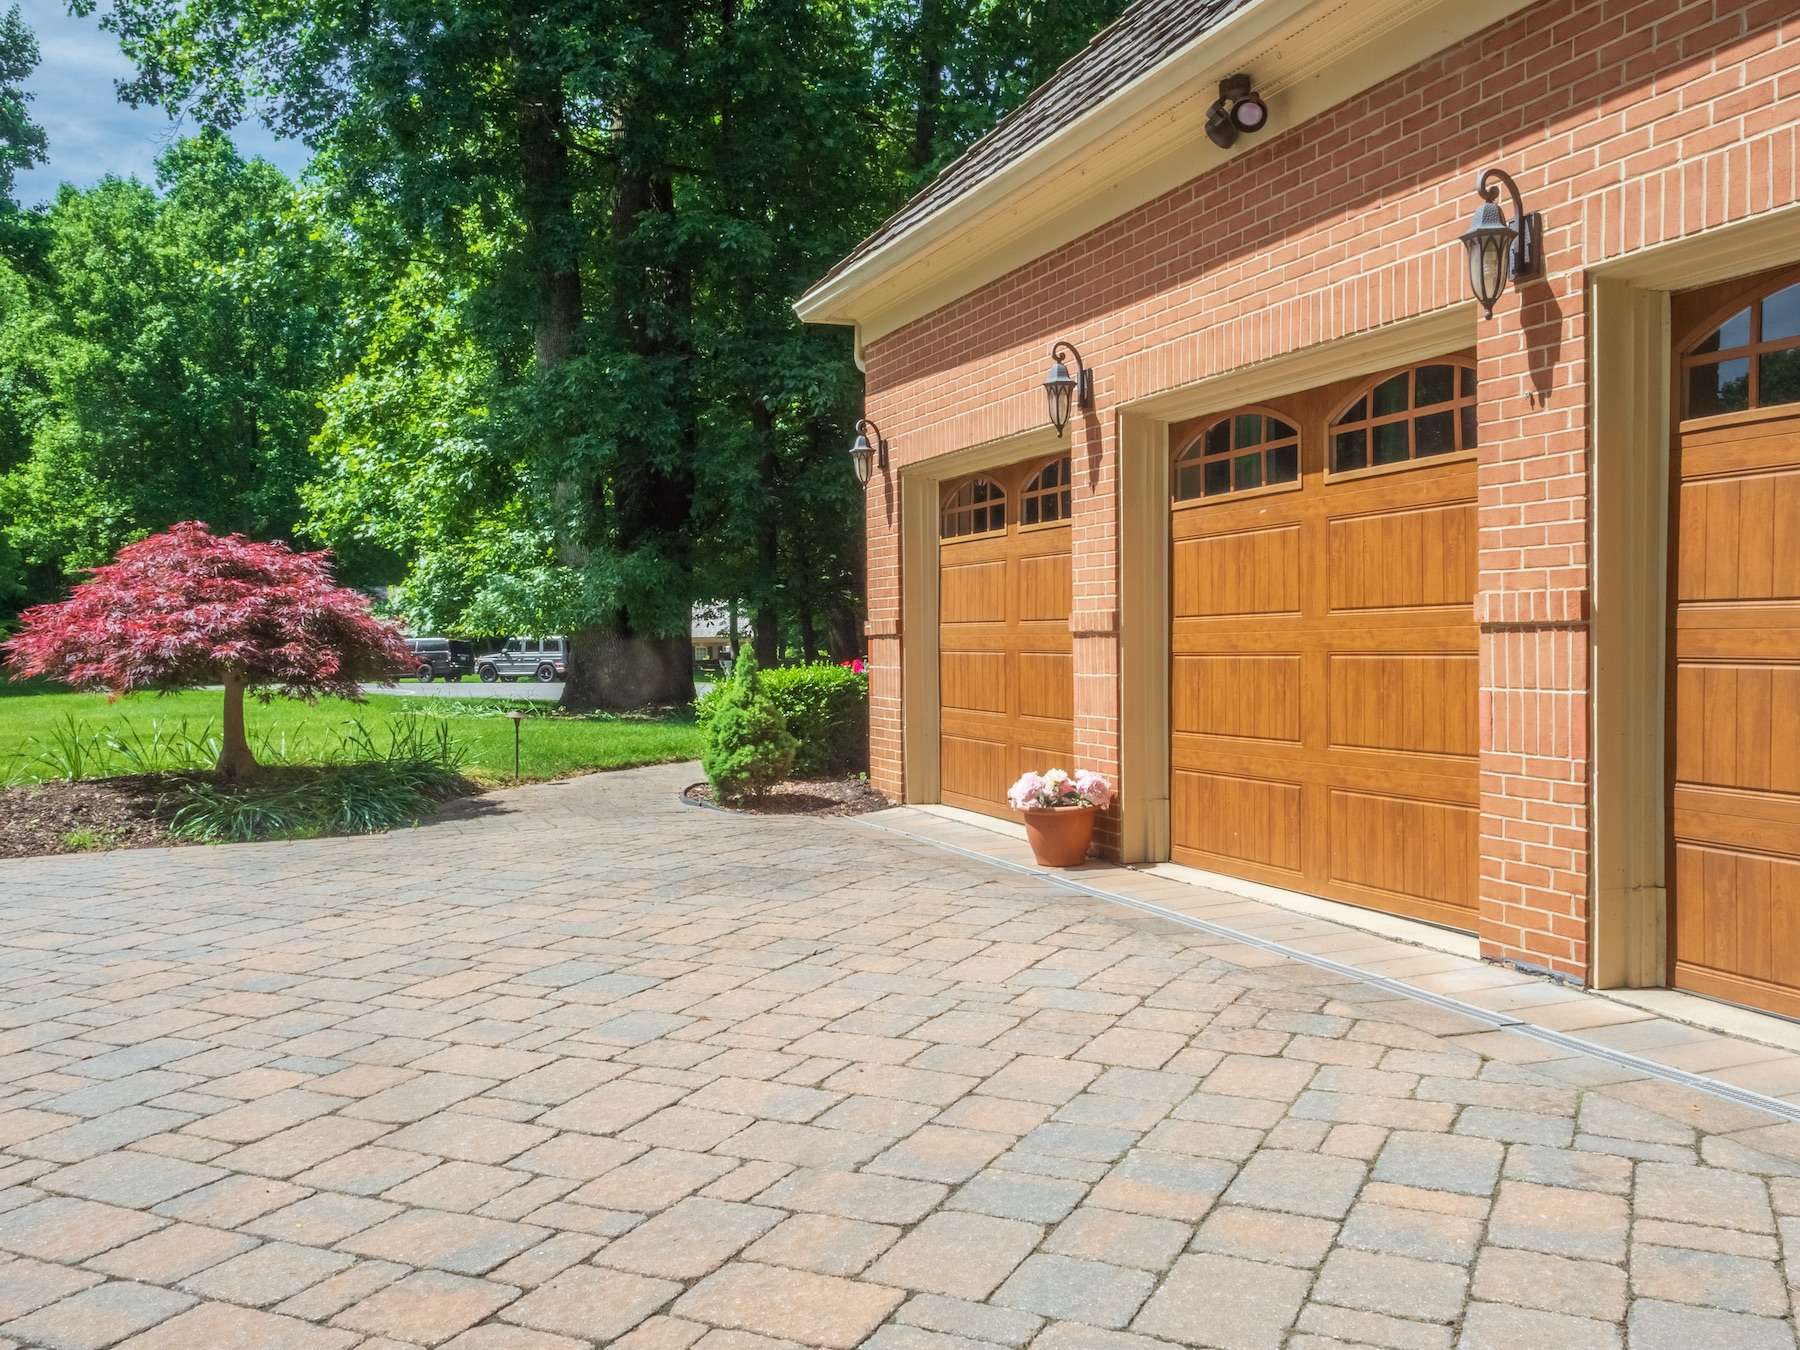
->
<box><xmin>1008</xmin><ymin>767</ymin><xmax>1113</xmax><ymax>868</ymax></box>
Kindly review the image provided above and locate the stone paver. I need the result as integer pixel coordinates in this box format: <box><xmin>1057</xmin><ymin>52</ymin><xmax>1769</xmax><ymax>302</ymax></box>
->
<box><xmin>0</xmin><ymin>762</ymin><xmax>1796</xmax><ymax>1348</ymax></box>
<box><xmin>1134</xmin><ymin>1252</ymin><xmax>1311</xmax><ymax>1349</ymax></box>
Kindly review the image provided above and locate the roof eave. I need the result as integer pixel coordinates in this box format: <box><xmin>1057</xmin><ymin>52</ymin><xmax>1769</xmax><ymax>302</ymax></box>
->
<box><xmin>794</xmin><ymin>0</ymin><xmax>1297</xmax><ymax>327</ymax></box>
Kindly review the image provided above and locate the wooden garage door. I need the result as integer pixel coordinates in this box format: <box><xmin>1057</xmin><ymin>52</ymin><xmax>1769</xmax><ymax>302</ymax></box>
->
<box><xmin>939</xmin><ymin>456</ymin><xmax>1073</xmax><ymax>819</ymax></box>
<box><xmin>1169</xmin><ymin>360</ymin><xmax>1481</xmax><ymax>930</ymax></box>
<box><xmin>1669</xmin><ymin>267</ymin><xmax>1800</xmax><ymax>1017</ymax></box>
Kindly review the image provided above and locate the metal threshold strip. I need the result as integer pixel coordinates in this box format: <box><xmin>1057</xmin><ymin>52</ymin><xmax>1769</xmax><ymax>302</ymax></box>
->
<box><xmin>855</xmin><ymin>815</ymin><xmax>1800</xmax><ymax>1128</ymax></box>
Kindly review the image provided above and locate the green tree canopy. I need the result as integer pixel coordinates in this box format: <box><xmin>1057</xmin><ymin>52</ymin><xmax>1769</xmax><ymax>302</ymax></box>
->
<box><xmin>0</xmin><ymin>4</ymin><xmax>46</xmax><ymax>205</ymax></box>
<box><xmin>0</xmin><ymin>133</ymin><xmax>351</xmax><ymax>604</ymax></box>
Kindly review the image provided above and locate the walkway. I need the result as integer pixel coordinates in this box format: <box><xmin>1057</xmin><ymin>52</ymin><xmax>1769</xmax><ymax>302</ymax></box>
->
<box><xmin>0</xmin><ymin>764</ymin><xmax>1797</xmax><ymax>1348</ymax></box>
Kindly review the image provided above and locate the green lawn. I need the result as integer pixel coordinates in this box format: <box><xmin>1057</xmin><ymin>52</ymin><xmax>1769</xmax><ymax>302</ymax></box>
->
<box><xmin>0</xmin><ymin>683</ymin><xmax>702</xmax><ymax>787</ymax></box>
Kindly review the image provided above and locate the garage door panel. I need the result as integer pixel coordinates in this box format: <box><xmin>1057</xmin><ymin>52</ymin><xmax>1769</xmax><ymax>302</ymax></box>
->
<box><xmin>940</xmin><ymin>559</ymin><xmax>1009</xmax><ymax>623</ymax></box>
<box><xmin>1674</xmin><ymin>664</ymin><xmax>1800</xmax><ymax>792</ymax></box>
<box><xmin>1172</xmin><ymin>654</ymin><xmax>1302</xmax><ymax>743</ymax></box>
<box><xmin>1329</xmin><ymin>653</ymin><xmax>1478</xmax><ymax>758</ymax></box>
<box><xmin>941</xmin><ymin>734</ymin><xmax>1011</xmax><ymax>809</ymax></box>
<box><xmin>1673</xmin><ymin>844</ymin><xmax>1800</xmax><ymax>993</ymax></box>
<box><xmin>1173</xmin><ymin>525</ymin><xmax>1302</xmax><ymax>618</ymax></box>
<box><xmin>1327</xmin><ymin>502</ymin><xmax>1475</xmax><ymax>613</ymax></box>
<box><xmin>1015</xmin><ymin>550</ymin><xmax>1072</xmax><ymax>622</ymax></box>
<box><xmin>1172</xmin><ymin>769</ymin><xmax>1304</xmax><ymax>873</ymax></box>
<box><xmin>1016</xmin><ymin>653</ymin><xmax>1073</xmax><ymax>721</ymax></box>
<box><xmin>1678</xmin><ymin>472</ymin><xmax>1800</xmax><ymax>602</ymax></box>
<box><xmin>1327</xmin><ymin>789</ymin><xmax>1478</xmax><ymax>917</ymax></box>
<box><xmin>941</xmin><ymin>651</ymin><xmax>1008</xmax><ymax>716</ymax></box>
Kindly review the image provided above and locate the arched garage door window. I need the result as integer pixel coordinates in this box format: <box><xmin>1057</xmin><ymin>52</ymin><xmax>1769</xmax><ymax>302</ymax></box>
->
<box><xmin>940</xmin><ymin>476</ymin><xmax>1006</xmax><ymax>538</ymax></box>
<box><xmin>1019</xmin><ymin>455</ymin><xmax>1072</xmax><ymax>526</ymax></box>
<box><xmin>1329</xmin><ymin>360</ymin><xmax>1478</xmax><ymax>475</ymax></box>
<box><xmin>1682</xmin><ymin>274</ymin><xmax>1800</xmax><ymax>418</ymax></box>
<box><xmin>1171</xmin><ymin>408</ymin><xmax>1299</xmax><ymax>503</ymax></box>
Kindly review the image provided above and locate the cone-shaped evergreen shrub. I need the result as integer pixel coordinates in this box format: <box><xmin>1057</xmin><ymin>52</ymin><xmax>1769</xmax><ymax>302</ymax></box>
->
<box><xmin>702</xmin><ymin>650</ymin><xmax>797</xmax><ymax>803</ymax></box>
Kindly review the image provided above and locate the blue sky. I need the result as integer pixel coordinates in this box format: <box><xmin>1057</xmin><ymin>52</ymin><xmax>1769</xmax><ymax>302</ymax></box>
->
<box><xmin>14</xmin><ymin>0</ymin><xmax>310</xmax><ymax>205</ymax></box>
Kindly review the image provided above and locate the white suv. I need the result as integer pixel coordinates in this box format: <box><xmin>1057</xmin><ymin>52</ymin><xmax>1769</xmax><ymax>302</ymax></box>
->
<box><xmin>474</xmin><ymin>636</ymin><xmax>567</xmax><ymax>682</ymax></box>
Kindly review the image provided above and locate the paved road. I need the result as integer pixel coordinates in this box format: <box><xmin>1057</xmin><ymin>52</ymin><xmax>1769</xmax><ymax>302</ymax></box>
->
<box><xmin>370</xmin><ymin>681</ymin><xmax>714</xmax><ymax>702</ymax></box>
<box><xmin>374</xmin><ymin>680</ymin><xmax>565</xmax><ymax>701</ymax></box>
<box><xmin>0</xmin><ymin>763</ymin><xmax>1796</xmax><ymax>1347</ymax></box>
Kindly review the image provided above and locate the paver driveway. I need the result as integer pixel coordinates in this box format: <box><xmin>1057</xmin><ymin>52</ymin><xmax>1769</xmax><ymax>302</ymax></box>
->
<box><xmin>2</xmin><ymin>763</ymin><xmax>1798</xmax><ymax>1349</ymax></box>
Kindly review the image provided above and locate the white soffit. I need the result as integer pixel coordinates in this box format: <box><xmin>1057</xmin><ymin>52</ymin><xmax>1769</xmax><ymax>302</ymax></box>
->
<box><xmin>799</xmin><ymin>0</ymin><xmax>1534</xmax><ymax>349</ymax></box>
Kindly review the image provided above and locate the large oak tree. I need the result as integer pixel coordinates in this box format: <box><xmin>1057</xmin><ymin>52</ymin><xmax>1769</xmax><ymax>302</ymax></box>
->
<box><xmin>72</xmin><ymin>0</ymin><xmax>1128</xmax><ymax>703</ymax></box>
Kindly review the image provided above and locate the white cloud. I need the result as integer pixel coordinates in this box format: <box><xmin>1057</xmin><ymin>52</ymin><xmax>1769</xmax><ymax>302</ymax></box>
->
<box><xmin>12</xmin><ymin>0</ymin><xmax>311</xmax><ymax>203</ymax></box>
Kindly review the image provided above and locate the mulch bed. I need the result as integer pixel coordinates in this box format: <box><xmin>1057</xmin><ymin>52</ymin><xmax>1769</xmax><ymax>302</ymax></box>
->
<box><xmin>684</xmin><ymin>777</ymin><xmax>890</xmax><ymax>817</ymax></box>
<box><xmin>0</xmin><ymin>774</ymin><xmax>189</xmax><ymax>858</ymax></box>
<box><xmin>0</xmin><ymin>769</ymin><xmax>488</xmax><ymax>859</ymax></box>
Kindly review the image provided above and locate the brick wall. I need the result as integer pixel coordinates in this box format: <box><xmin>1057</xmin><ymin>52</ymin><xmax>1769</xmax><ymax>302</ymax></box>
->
<box><xmin>855</xmin><ymin>0</ymin><xmax>1799</xmax><ymax>979</ymax></box>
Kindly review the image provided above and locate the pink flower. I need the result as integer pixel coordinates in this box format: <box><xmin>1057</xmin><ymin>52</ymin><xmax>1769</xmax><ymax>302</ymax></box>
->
<box><xmin>1074</xmin><ymin>769</ymin><xmax>1113</xmax><ymax>811</ymax></box>
<box><xmin>1008</xmin><ymin>767</ymin><xmax>1112</xmax><ymax>811</ymax></box>
<box><xmin>1008</xmin><ymin>771</ymin><xmax>1046</xmax><ymax>810</ymax></box>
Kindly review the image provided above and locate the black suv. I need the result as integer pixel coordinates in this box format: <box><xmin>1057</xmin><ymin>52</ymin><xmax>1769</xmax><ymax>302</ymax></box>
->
<box><xmin>404</xmin><ymin>637</ymin><xmax>475</xmax><ymax>682</ymax></box>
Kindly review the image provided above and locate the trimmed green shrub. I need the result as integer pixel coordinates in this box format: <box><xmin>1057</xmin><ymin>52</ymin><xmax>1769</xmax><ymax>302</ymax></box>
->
<box><xmin>698</xmin><ymin>661</ymin><xmax>868</xmax><ymax>778</ymax></box>
<box><xmin>702</xmin><ymin>650</ymin><xmax>798</xmax><ymax>802</ymax></box>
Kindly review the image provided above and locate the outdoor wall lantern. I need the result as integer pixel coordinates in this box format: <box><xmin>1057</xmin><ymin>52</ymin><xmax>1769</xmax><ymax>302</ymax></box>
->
<box><xmin>1042</xmin><ymin>341</ymin><xmax>1094</xmax><ymax>436</ymax></box>
<box><xmin>1205</xmin><ymin>74</ymin><xmax>1268</xmax><ymax>150</ymax></box>
<box><xmin>1459</xmin><ymin>167</ymin><xmax>1542</xmax><ymax>319</ymax></box>
<box><xmin>848</xmin><ymin>418</ymin><xmax>888</xmax><ymax>487</ymax></box>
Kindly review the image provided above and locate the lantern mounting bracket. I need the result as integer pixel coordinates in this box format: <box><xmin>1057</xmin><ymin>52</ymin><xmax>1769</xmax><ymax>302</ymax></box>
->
<box><xmin>1478</xmin><ymin>167</ymin><xmax>1541</xmax><ymax>284</ymax></box>
<box><xmin>1050</xmin><ymin>342</ymin><xmax>1094</xmax><ymax>407</ymax></box>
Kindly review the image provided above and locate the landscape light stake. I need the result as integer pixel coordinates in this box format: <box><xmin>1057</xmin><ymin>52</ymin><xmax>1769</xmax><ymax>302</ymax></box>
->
<box><xmin>508</xmin><ymin>708</ymin><xmax>526</xmax><ymax>782</ymax></box>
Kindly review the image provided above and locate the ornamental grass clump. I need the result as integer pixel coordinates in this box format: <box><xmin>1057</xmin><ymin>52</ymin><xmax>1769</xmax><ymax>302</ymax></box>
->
<box><xmin>702</xmin><ymin>649</ymin><xmax>797</xmax><ymax>803</ymax></box>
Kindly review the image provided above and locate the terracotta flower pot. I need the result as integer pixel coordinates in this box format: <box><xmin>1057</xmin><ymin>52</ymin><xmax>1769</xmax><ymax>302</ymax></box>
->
<box><xmin>1020</xmin><ymin>804</ymin><xmax>1097</xmax><ymax>868</ymax></box>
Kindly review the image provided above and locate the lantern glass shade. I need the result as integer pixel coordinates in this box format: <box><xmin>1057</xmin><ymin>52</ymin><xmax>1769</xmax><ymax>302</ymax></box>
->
<box><xmin>1469</xmin><ymin>234</ymin><xmax>1507</xmax><ymax>315</ymax></box>
<box><xmin>1459</xmin><ymin>198</ymin><xmax>1516</xmax><ymax>318</ymax></box>
<box><xmin>1044</xmin><ymin>360</ymin><xmax>1078</xmax><ymax>435</ymax></box>
<box><xmin>848</xmin><ymin>432</ymin><xmax>874</xmax><ymax>486</ymax></box>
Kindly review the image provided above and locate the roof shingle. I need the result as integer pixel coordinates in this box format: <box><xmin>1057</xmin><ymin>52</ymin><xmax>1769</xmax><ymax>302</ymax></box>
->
<box><xmin>806</xmin><ymin>0</ymin><xmax>1251</xmax><ymax>298</ymax></box>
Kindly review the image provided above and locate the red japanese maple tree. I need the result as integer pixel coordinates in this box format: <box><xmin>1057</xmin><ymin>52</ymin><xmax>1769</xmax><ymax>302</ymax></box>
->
<box><xmin>3</xmin><ymin>522</ymin><xmax>412</xmax><ymax>780</ymax></box>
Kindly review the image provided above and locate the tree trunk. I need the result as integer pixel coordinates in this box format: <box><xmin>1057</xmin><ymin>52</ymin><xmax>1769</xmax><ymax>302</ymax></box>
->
<box><xmin>827</xmin><ymin>602</ymin><xmax>861</xmax><ymax>662</ymax></box>
<box><xmin>518</xmin><ymin>81</ymin><xmax>583</xmax><ymax>371</ymax></box>
<box><xmin>562</xmin><ymin>627</ymin><xmax>695</xmax><ymax>710</ymax></box>
<box><xmin>559</xmin><ymin>92</ymin><xmax>696</xmax><ymax>712</ymax></box>
<box><xmin>216</xmin><ymin>670</ymin><xmax>257</xmax><ymax>781</ymax></box>
<box><xmin>751</xmin><ymin>399</ymin><xmax>781</xmax><ymax>667</ymax></box>
<box><xmin>793</xmin><ymin>531</ymin><xmax>819</xmax><ymax>664</ymax></box>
